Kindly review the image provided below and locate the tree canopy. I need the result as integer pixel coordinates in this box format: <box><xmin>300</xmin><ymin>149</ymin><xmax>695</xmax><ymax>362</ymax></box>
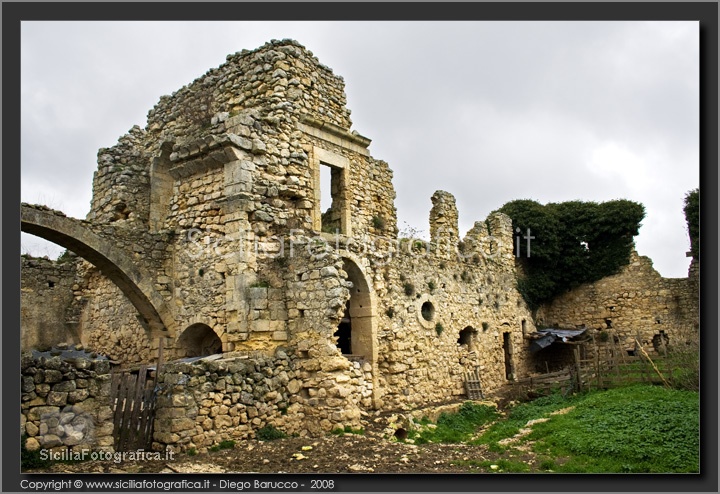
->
<box><xmin>496</xmin><ymin>199</ymin><xmax>645</xmax><ymax>311</ymax></box>
<box><xmin>683</xmin><ymin>188</ymin><xmax>699</xmax><ymax>260</ymax></box>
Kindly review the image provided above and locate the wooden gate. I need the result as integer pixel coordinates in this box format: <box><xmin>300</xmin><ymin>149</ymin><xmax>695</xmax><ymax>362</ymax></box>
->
<box><xmin>110</xmin><ymin>365</ymin><xmax>157</xmax><ymax>451</ymax></box>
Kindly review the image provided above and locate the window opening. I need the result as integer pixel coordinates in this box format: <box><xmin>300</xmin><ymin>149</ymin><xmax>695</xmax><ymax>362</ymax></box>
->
<box><xmin>320</xmin><ymin>163</ymin><xmax>344</xmax><ymax>234</ymax></box>
<box><xmin>421</xmin><ymin>301</ymin><xmax>435</xmax><ymax>322</ymax></box>
<box><xmin>458</xmin><ymin>326</ymin><xmax>475</xmax><ymax>346</ymax></box>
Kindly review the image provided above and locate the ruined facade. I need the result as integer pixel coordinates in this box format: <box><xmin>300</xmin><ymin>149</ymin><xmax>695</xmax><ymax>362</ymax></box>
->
<box><xmin>537</xmin><ymin>252</ymin><xmax>699</xmax><ymax>353</ymax></box>
<box><xmin>20</xmin><ymin>39</ymin><xmax>699</xmax><ymax>452</ymax></box>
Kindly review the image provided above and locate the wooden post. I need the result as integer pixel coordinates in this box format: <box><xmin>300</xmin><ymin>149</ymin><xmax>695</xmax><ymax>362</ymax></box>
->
<box><xmin>611</xmin><ymin>332</ymin><xmax>621</xmax><ymax>385</ymax></box>
<box><xmin>635</xmin><ymin>338</ymin><xmax>671</xmax><ymax>388</ymax></box>
<box><xmin>594</xmin><ymin>336</ymin><xmax>601</xmax><ymax>389</ymax></box>
<box><xmin>573</xmin><ymin>346</ymin><xmax>583</xmax><ymax>392</ymax></box>
<box><xmin>157</xmin><ymin>336</ymin><xmax>165</xmax><ymax>376</ymax></box>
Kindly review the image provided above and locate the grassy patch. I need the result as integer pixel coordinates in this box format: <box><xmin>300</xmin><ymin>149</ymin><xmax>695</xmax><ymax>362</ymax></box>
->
<box><xmin>527</xmin><ymin>385</ymin><xmax>699</xmax><ymax>473</ymax></box>
<box><xmin>209</xmin><ymin>440</ymin><xmax>236</xmax><ymax>452</ymax></box>
<box><xmin>331</xmin><ymin>426</ymin><xmax>365</xmax><ymax>436</ymax></box>
<box><xmin>474</xmin><ymin>392</ymin><xmax>572</xmax><ymax>446</ymax></box>
<box><xmin>410</xmin><ymin>402</ymin><xmax>498</xmax><ymax>444</ymax></box>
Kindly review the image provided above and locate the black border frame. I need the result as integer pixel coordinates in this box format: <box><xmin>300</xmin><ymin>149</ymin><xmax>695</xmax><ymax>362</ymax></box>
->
<box><xmin>3</xmin><ymin>2</ymin><xmax>717</xmax><ymax>493</ymax></box>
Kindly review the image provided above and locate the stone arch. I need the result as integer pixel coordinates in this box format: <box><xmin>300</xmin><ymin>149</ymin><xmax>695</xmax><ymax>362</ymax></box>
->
<box><xmin>458</xmin><ymin>326</ymin><xmax>477</xmax><ymax>348</ymax></box>
<box><xmin>20</xmin><ymin>204</ymin><xmax>176</xmax><ymax>337</ymax></box>
<box><xmin>177</xmin><ymin>323</ymin><xmax>222</xmax><ymax>357</ymax></box>
<box><xmin>335</xmin><ymin>257</ymin><xmax>375</xmax><ymax>361</ymax></box>
<box><xmin>331</xmin><ymin>253</ymin><xmax>381</xmax><ymax>408</ymax></box>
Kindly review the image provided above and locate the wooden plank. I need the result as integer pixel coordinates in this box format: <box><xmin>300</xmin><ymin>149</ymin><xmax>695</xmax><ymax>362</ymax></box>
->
<box><xmin>112</xmin><ymin>371</ymin><xmax>134</xmax><ymax>450</ymax></box>
<box><xmin>127</xmin><ymin>366</ymin><xmax>148</xmax><ymax>450</ymax></box>
<box><xmin>137</xmin><ymin>374</ymin><xmax>156</xmax><ymax>449</ymax></box>
<box><xmin>143</xmin><ymin>377</ymin><xmax>156</xmax><ymax>449</ymax></box>
<box><xmin>110</xmin><ymin>371</ymin><xmax>124</xmax><ymax>430</ymax></box>
<box><xmin>118</xmin><ymin>373</ymin><xmax>138</xmax><ymax>451</ymax></box>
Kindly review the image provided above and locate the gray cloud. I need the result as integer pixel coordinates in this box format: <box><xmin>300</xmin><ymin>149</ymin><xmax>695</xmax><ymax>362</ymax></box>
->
<box><xmin>20</xmin><ymin>21</ymin><xmax>698</xmax><ymax>277</ymax></box>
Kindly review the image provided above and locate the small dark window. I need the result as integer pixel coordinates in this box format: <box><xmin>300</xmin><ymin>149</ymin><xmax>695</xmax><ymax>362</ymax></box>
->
<box><xmin>421</xmin><ymin>301</ymin><xmax>435</xmax><ymax>321</ymax></box>
<box><xmin>458</xmin><ymin>327</ymin><xmax>475</xmax><ymax>346</ymax></box>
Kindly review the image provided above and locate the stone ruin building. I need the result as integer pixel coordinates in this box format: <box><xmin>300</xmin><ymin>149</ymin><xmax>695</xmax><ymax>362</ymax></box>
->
<box><xmin>20</xmin><ymin>39</ymin><xmax>699</xmax><ymax>453</ymax></box>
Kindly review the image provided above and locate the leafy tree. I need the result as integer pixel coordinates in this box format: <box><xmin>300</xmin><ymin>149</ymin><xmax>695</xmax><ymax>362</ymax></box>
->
<box><xmin>496</xmin><ymin>199</ymin><xmax>645</xmax><ymax>310</ymax></box>
<box><xmin>683</xmin><ymin>189</ymin><xmax>699</xmax><ymax>260</ymax></box>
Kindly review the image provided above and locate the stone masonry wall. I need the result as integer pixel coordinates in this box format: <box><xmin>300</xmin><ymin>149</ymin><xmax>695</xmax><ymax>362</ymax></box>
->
<box><xmin>368</xmin><ymin>205</ymin><xmax>536</xmax><ymax>410</ymax></box>
<box><xmin>536</xmin><ymin>251</ymin><xmax>699</xmax><ymax>353</ymax></box>
<box><xmin>21</xmin><ymin>256</ymin><xmax>78</xmax><ymax>352</ymax></box>
<box><xmin>21</xmin><ymin>354</ymin><xmax>114</xmax><ymax>453</ymax></box>
<box><xmin>76</xmin><ymin>263</ymin><xmax>155</xmax><ymax>365</ymax></box>
<box><xmin>153</xmin><ymin>349</ymin><xmax>368</xmax><ymax>453</ymax></box>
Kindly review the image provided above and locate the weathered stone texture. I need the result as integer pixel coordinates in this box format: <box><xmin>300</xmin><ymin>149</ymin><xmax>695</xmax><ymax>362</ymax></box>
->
<box><xmin>21</xmin><ymin>354</ymin><xmax>114</xmax><ymax>453</ymax></box>
<box><xmin>536</xmin><ymin>251</ymin><xmax>699</xmax><ymax>353</ymax></box>
<box><xmin>21</xmin><ymin>256</ymin><xmax>78</xmax><ymax>352</ymax></box>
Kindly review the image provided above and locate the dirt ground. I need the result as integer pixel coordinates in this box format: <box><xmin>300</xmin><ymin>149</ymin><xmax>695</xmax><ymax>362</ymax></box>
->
<box><xmin>30</xmin><ymin>389</ymin><xmax>546</xmax><ymax>475</ymax></box>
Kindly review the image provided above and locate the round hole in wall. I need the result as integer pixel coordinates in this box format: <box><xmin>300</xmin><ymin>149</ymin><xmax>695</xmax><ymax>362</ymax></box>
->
<box><xmin>421</xmin><ymin>301</ymin><xmax>435</xmax><ymax>321</ymax></box>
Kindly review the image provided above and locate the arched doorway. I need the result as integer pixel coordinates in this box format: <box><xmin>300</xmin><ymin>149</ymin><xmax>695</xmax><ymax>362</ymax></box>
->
<box><xmin>177</xmin><ymin>324</ymin><xmax>222</xmax><ymax>357</ymax></box>
<box><xmin>334</xmin><ymin>258</ymin><xmax>373</xmax><ymax>360</ymax></box>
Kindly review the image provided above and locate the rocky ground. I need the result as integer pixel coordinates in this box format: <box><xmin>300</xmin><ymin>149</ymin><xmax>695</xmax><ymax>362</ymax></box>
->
<box><xmin>35</xmin><ymin>433</ymin><xmax>535</xmax><ymax>475</ymax></box>
<box><xmin>29</xmin><ymin>389</ymin><xmax>553</xmax><ymax>475</ymax></box>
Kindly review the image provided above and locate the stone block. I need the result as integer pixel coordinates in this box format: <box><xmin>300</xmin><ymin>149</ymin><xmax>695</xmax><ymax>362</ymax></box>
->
<box><xmin>25</xmin><ymin>437</ymin><xmax>41</xmax><ymax>451</ymax></box>
<box><xmin>169</xmin><ymin>418</ymin><xmax>197</xmax><ymax>433</ymax></box>
<box><xmin>214</xmin><ymin>415</ymin><xmax>233</xmax><ymax>428</ymax></box>
<box><xmin>67</xmin><ymin>389</ymin><xmax>90</xmax><ymax>403</ymax></box>
<box><xmin>251</xmin><ymin>320</ymin><xmax>271</xmax><ymax>332</ymax></box>
<box><xmin>272</xmin><ymin>331</ymin><xmax>288</xmax><ymax>341</ymax></box>
<box><xmin>44</xmin><ymin>370</ymin><xmax>63</xmax><ymax>383</ymax></box>
<box><xmin>52</xmin><ymin>381</ymin><xmax>77</xmax><ymax>393</ymax></box>
<box><xmin>47</xmin><ymin>392</ymin><xmax>68</xmax><ymax>406</ymax></box>
<box><xmin>41</xmin><ymin>434</ymin><xmax>63</xmax><ymax>448</ymax></box>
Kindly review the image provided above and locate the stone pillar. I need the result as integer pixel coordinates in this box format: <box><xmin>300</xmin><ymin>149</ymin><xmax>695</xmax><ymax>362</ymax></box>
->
<box><xmin>429</xmin><ymin>191</ymin><xmax>459</xmax><ymax>258</ymax></box>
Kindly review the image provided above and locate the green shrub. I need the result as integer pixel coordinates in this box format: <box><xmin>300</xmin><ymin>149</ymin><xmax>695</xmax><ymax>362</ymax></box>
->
<box><xmin>496</xmin><ymin>198</ymin><xmax>645</xmax><ymax>309</ymax></box>
<box><xmin>21</xmin><ymin>435</ymin><xmax>52</xmax><ymax>470</ymax></box>
<box><xmin>209</xmin><ymin>439</ymin><xmax>236</xmax><ymax>451</ymax></box>
<box><xmin>403</xmin><ymin>282</ymin><xmax>415</xmax><ymax>297</ymax></box>
<box><xmin>256</xmin><ymin>425</ymin><xmax>286</xmax><ymax>441</ymax></box>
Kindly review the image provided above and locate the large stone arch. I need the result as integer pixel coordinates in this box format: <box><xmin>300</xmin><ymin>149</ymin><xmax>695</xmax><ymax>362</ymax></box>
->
<box><xmin>20</xmin><ymin>205</ymin><xmax>176</xmax><ymax>337</ymax></box>
<box><xmin>336</xmin><ymin>253</ymin><xmax>381</xmax><ymax>408</ymax></box>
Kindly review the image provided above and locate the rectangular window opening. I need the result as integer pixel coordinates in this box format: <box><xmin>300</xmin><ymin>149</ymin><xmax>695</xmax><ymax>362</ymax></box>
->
<box><xmin>320</xmin><ymin>162</ymin><xmax>345</xmax><ymax>234</ymax></box>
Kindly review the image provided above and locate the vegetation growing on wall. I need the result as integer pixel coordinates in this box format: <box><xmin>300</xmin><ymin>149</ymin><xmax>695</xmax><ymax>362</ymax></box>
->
<box><xmin>683</xmin><ymin>188</ymin><xmax>699</xmax><ymax>260</ymax></box>
<box><xmin>496</xmin><ymin>199</ymin><xmax>645</xmax><ymax>310</ymax></box>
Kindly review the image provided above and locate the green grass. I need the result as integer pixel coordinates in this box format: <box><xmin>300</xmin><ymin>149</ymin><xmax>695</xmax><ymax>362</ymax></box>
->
<box><xmin>408</xmin><ymin>402</ymin><xmax>498</xmax><ymax>444</ymax></box>
<box><xmin>209</xmin><ymin>439</ymin><xmax>236</xmax><ymax>452</ymax></box>
<box><xmin>331</xmin><ymin>426</ymin><xmax>365</xmax><ymax>436</ymax></box>
<box><xmin>473</xmin><ymin>392</ymin><xmax>572</xmax><ymax>447</ymax></box>
<box><xmin>526</xmin><ymin>385</ymin><xmax>699</xmax><ymax>473</ymax></box>
<box><xmin>437</xmin><ymin>385</ymin><xmax>699</xmax><ymax>473</ymax></box>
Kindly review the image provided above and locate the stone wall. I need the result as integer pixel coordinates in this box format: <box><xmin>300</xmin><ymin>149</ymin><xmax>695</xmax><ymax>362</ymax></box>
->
<box><xmin>536</xmin><ymin>251</ymin><xmax>699</xmax><ymax>353</ymax></box>
<box><xmin>21</xmin><ymin>256</ymin><xmax>78</xmax><ymax>352</ymax></box>
<box><xmin>75</xmin><ymin>262</ymin><xmax>155</xmax><ymax>365</ymax></box>
<box><xmin>153</xmin><ymin>349</ymin><xmax>369</xmax><ymax>453</ymax></box>
<box><xmin>21</xmin><ymin>354</ymin><xmax>114</xmax><ymax>453</ymax></box>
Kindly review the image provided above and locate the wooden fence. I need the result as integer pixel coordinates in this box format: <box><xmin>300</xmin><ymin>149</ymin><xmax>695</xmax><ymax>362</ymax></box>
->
<box><xmin>513</xmin><ymin>336</ymin><xmax>673</xmax><ymax>393</ymax></box>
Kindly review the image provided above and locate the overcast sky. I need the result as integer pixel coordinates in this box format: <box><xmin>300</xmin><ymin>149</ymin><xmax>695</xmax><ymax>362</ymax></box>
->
<box><xmin>20</xmin><ymin>21</ymin><xmax>698</xmax><ymax>278</ymax></box>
